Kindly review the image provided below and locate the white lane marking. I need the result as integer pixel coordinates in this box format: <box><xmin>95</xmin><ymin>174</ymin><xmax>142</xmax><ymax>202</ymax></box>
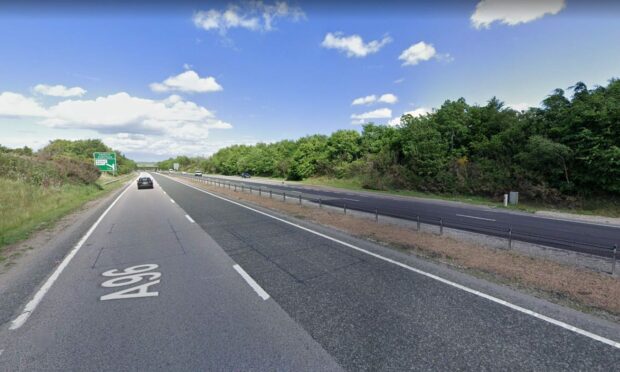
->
<box><xmin>233</xmin><ymin>264</ymin><xmax>270</xmax><ymax>300</ymax></box>
<box><xmin>456</xmin><ymin>214</ymin><xmax>496</xmax><ymax>222</ymax></box>
<box><xmin>10</xmin><ymin>178</ymin><xmax>136</xmax><ymax>330</ymax></box>
<box><xmin>170</xmin><ymin>198</ymin><xmax>175</xmax><ymax>204</ymax></box>
<box><xmin>0</xmin><ymin>349</ymin><xmax>4</xmax><ymax>356</ymax></box>
<box><xmin>185</xmin><ymin>214</ymin><xmax>195</xmax><ymax>223</ymax></box>
<box><xmin>160</xmin><ymin>174</ymin><xmax>620</xmax><ymax>349</ymax></box>
<box><xmin>341</xmin><ymin>198</ymin><xmax>360</xmax><ymax>202</ymax></box>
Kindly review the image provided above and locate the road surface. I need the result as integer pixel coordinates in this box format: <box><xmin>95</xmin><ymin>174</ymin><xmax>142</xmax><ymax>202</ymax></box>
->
<box><xmin>182</xmin><ymin>174</ymin><xmax>620</xmax><ymax>258</ymax></box>
<box><xmin>0</xmin><ymin>173</ymin><xmax>618</xmax><ymax>370</ymax></box>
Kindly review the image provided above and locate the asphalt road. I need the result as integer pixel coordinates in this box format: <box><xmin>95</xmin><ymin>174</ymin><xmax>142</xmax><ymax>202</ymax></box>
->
<box><xmin>1</xmin><ymin>172</ymin><xmax>618</xmax><ymax>370</ymax></box>
<box><xmin>183</xmin><ymin>174</ymin><xmax>620</xmax><ymax>258</ymax></box>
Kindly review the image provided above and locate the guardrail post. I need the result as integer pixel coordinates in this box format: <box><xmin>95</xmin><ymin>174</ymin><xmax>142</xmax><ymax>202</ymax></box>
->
<box><xmin>375</xmin><ymin>209</ymin><xmax>378</xmax><ymax>222</ymax></box>
<box><xmin>299</xmin><ymin>194</ymin><xmax>302</xmax><ymax>205</ymax></box>
<box><xmin>319</xmin><ymin>198</ymin><xmax>322</xmax><ymax>208</ymax></box>
<box><xmin>417</xmin><ymin>216</ymin><xmax>420</xmax><ymax>231</ymax></box>
<box><xmin>344</xmin><ymin>203</ymin><xmax>347</xmax><ymax>215</ymax></box>
<box><xmin>234</xmin><ymin>184</ymin><xmax>237</xmax><ymax>192</ymax></box>
<box><xmin>612</xmin><ymin>244</ymin><xmax>617</xmax><ymax>275</ymax></box>
<box><xmin>508</xmin><ymin>227</ymin><xmax>513</xmax><ymax>249</ymax></box>
<box><xmin>242</xmin><ymin>185</ymin><xmax>244</xmax><ymax>192</ymax></box>
<box><xmin>439</xmin><ymin>218</ymin><xmax>443</xmax><ymax>235</ymax></box>
<box><xmin>283</xmin><ymin>192</ymin><xmax>286</xmax><ymax>202</ymax></box>
<box><xmin>249</xmin><ymin>186</ymin><xmax>252</xmax><ymax>194</ymax></box>
<box><xmin>269</xmin><ymin>190</ymin><xmax>272</xmax><ymax>198</ymax></box>
<box><xmin>259</xmin><ymin>188</ymin><xmax>262</xmax><ymax>196</ymax></box>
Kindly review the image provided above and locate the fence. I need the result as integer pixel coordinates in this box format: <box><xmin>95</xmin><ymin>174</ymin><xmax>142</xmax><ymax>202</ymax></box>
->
<box><xmin>167</xmin><ymin>172</ymin><xmax>618</xmax><ymax>275</ymax></box>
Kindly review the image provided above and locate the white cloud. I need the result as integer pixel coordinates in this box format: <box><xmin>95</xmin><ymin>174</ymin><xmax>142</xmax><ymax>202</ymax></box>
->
<box><xmin>322</xmin><ymin>32</ymin><xmax>392</xmax><ymax>58</ymax></box>
<box><xmin>0</xmin><ymin>92</ymin><xmax>48</xmax><ymax>117</ymax></box>
<box><xmin>150</xmin><ymin>70</ymin><xmax>223</xmax><ymax>93</ymax></box>
<box><xmin>352</xmin><ymin>95</ymin><xmax>377</xmax><ymax>105</ymax></box>
<box><xmin>507</xmin><ymin>102</ymin><xmax>532</xmax><ymax>111</ymax></box>
<box><xmin>40</xmin><ymin>93</ymin><xmax>231</xmax><ymax>136</ymax></box>
<box><xmin>399</xmin><ymin>42</ymin><xmax>437</xmax><ymax>66</ymax></box>
<box><xmin>34</xmin><ymin>84</ymin><xmax>86</xmax><ymax>97</ymax></box>
<box><xmin>193</xmin><ymin>1</ymin><xmax>304</xmax><ymax>35</ymax></box>
<box><xmin>352</xmin><ymin>93</ymin><xmax>397</xmax><ymax>106</ymax></box>
<box><xmin>351</xmin><ymin>108</ymin><xmax>392</xmax><ymax>124</ymax></box>
<box><xmin>378</xmin><ymin>93</ymin><xmax>398</xmax><ymax>104</ymax></box>
<box><xmin>388</xmin><ymin>108</ymin><xmax>432</xmax><ymax>126</ymax></box>
<box><xmin>0</xmin><ymin>90</ymin><xmax>234</xmax><ymax>159</ymax></box>
<box><xmin>471</xmin><ymin>0</ymin><xmax>565</xmax><ymax>29</ymax></box>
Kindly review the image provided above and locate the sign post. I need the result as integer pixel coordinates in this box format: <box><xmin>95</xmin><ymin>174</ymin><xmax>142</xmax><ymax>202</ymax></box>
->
<box><xmin>94</xmin><ymin>152</ymin><xmax>117</xmax><ymax>176</ymax></box>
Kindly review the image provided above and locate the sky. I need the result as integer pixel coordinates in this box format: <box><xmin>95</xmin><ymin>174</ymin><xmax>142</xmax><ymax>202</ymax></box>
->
<box><xmin>1</xmin><ymin>0</ymin><xmax>619</xmax><ymax>161</ymax></box>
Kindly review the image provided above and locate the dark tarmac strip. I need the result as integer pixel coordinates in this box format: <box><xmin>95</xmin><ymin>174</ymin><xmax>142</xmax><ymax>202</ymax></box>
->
<box><xmin>194</xmin><ymin>174</ymin><xmax>620</xmax><ymax>257</ymax></box>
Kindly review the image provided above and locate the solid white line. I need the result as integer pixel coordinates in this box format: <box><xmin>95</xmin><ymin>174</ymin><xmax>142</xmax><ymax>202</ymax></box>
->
<box><xmin>160</xmin><ymin>173</ymin><xmax>620</xmax><ymax>349</ymax></box>
<box><xmin>10</xmin><ymin>178</ymin><xmax>136</xmax><ymax>330</ymax></box>
<box><xmin>456</xmin><ymin>214</ymin><xmax>496</xmax><ymax>222</ymax></box>
<box><xmin>185</xmin><ymin>214</ymin><xmax>195</xmax><ymax>223</ymax></box>
<box><xmin>170</xmin><ymin>198</ymin><xmax>175</xmax><ymax>204</ymax></box>
<box><xmin>233</xmin><ymin>264</ymin><xmax>270</xmax><ymax>300</ymax></box>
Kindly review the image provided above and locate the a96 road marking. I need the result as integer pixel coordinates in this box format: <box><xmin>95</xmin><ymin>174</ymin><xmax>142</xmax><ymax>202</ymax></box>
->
<box><xmin>100</xmin><ymin>264</ymin><xmax>161</xmax><ymax>301</ymax></box>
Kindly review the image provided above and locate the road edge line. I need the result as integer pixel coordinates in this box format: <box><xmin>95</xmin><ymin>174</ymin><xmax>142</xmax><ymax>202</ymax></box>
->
<box><xmin>9</xmin><ymin>178</ymin><xmax>136</xmax><ymax>330</ymax></box>
<box><xmin>159</xmin><ymin>173</ymin><xmax>620</xmax><ymax>350</ymax></box>
<box><xmin>233</xmin><ymin>264</ymin><xmax>270</xmax><ymax>300</ymax></box>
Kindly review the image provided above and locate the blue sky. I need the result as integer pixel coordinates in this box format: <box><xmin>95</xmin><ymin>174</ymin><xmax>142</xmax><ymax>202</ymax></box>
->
<box><xmin>1</xmin><ymin>0</ymin><xmax>619</xmax><ymax>161</ymax></box>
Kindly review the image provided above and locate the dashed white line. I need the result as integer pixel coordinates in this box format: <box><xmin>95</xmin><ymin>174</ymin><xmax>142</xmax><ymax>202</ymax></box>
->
<box><xmin>170</xmin><ymin>198</ymin><xmax>175</xmax><ymax>204</ymax></box>
<box><xmin>160</xmin><ymin>173</ymin><xmax>620</xmax><ymax>349</ymax></box>
<box><xmin>10</xmin><ymin>178</ymin><xmax>136</xmax><ymax>330</ymax></box>
<box><xmin>456</xmin><ymin>214</ymin><xmax>496</xmax><ymax>222</ymax></box>
<box><xmin>233</xmin><ymin>264</ymin><xmax>270</xmax><ymax>300</ymax></box>
<box><xmin>185</xmin><ymin>214</ymin><xmax>195</xmax><ymax>223</ymax></box>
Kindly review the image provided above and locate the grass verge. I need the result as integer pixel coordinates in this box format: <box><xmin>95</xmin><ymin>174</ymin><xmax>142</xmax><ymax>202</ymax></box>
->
<box><xmin>182</xmin><ymin>176</ymin><xmax>620</xmax><ymax>321</ymax></box>
<box><xmin>0</xmin><ymin>174</ymin><xmax>133</xmax><ymax>257</ymax></box>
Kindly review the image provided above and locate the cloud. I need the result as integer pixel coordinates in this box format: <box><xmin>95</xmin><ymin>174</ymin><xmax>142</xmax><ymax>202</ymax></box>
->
<box><xmin>34</xmin><ymin>84</ymin><xmax>86</xmax><ymax>97</ymax></box>
<box><xmin>399</xmin><ymin>42</ymin><xmax>437</xmax><ymax>66</ymax></box>
<box><xmin>39</xmin><ymin>92</ymin><xmax>232</xmax><ymax>137</ymax></box>
<box><xmin>150</xmin><ymin>70</ymin><xmax>223</xmax><ymax>93</ymax></box>
<box><xmin>507</xmin><ymin>102</ymin><xmax>532</xmax><ymax>111</ymax></box>
<box><xmin>352</xmin><ymin>93</ymin><xmax>398</xmax><ymax>106</ymax></box>
<box><xmin>388</xmin><ymin>108</ymin><xmax>431</xmax><ymax>126</ymax></box>
<box><xmin>0</xmin><ymin>90</ymin><xmax>234</xmax><ymax>158</ymax></box>
<box><xmin>193</xmin><ymin>1</ymin><xmax>305</xmax><ymax>35</ymax></box>
<box><xmin>351</xmin><ymin>108</ymin><xmax>392</xmax><ymax>124</ymax></box>
<box><xmin>0</xmin><ymin>92</ymin><xmax>48</xmax><ymax>117</ymax></box>
<box><xmin>352</xmin><ymin>95</ymin><xmax>377</xmax><ymax>105</ymax></box>
<box><xmin>103</xmin><ymin>134</ymin><xmax>260</xmax><ymax>158</ymax></box>
<box><xmin>322</xmin><ymin>32</ymin><xmax>392</xmax><ymax>58</ymax></box>
<box><xmin>471</xmin><ymin>0</ymin><xmax>565</xmax><ymax>29</ymax></box>
<box><xmin>378</xmin><ymin>93</ymin><xmax>398</xmax><ymax>104</ymax></box>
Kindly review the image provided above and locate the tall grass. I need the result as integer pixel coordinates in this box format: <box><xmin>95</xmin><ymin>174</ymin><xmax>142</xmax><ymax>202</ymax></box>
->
<box><xmin>0</xmin><ymin>177</ymin><xmax>125</xmax><ymax>251</ymax></box>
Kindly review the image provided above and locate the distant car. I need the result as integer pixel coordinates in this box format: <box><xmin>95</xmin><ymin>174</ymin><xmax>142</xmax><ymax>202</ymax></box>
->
<box><xmin>241</xmin><ymin>172</ymin><xmax>251</xmax><ymax>178</ymax></box>
<box><xmin>137</xmin><ymin>177</ymin><xmax>154</xmax><ymax>189</ymax></box>
<box><xmin>194</xmin><ymin>171</ymin><xmax>203</xmax><ymax>177</ymax></box>
<box><xmin>168</xmin><ymin>168</ymin><xmax>174</xmax><ymax>172</ymax></box>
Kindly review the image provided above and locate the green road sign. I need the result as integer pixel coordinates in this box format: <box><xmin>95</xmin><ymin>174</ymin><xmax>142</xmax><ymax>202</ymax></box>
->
<box><xmin>94</xmin><ymin>152</ymin><xmax>117</xmax><ymax>173</ymax></box>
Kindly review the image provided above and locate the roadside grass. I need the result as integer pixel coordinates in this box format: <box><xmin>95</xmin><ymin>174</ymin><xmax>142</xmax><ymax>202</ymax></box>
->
<box><xmin>0</xmin><ymin>174</ymin><xmax>133</xmax><ymax>256</ymax></box>
<box><xmin>180</xmin><ymin>176</ymin><xmax>620</xmax><ymax>321</ymax></box>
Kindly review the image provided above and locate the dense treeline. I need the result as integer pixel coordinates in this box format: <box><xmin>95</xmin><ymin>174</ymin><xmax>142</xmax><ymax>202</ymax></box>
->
<box><xmin>0</xmin><ymin>139</ymin><xmax>137</xmax><ymax>187</ymax></box>
<box><xmin>159</xmin><ymin>79</ymin><xmax>620</xmax><ymax>202</ymax></box>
